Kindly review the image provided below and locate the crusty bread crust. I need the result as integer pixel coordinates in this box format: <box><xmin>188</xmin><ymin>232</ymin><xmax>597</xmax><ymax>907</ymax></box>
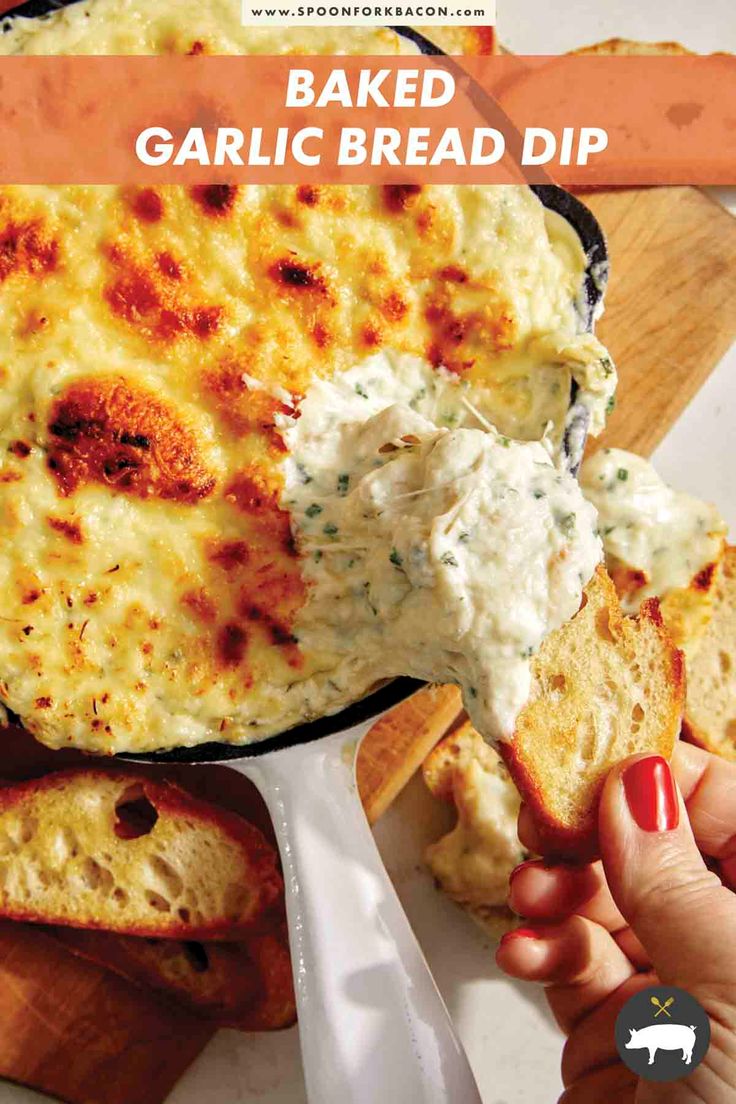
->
<box><xmin>682</xmin><ymin>547</ymin><xmax>736</xmax><ymax>760</ymax></box>
<box><xmin>499</xmin><ymin>567</ymin><xmax>685</xmax><ymax>860</ymax></box>
<box><xmin>52</xmin><ymin>923</ymin><xmax>296</xmax><ymax>1031</ymax></box>
<box><xmin>0</xmin><ymin>769</ymin><xmax>283</xmax><ymax>939</ymax></box>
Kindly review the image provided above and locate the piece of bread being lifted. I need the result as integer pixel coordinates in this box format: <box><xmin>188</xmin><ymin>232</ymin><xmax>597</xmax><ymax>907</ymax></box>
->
<box><xmin>498</xmin><ymin>566</ymin><xmax>684</xmax><ymax>859</ymax></box>
<box><xmin>0</xmin><ymin>770</ymin><xmax>283</xmax><ymax>939</ymax></box>
<box><xmin>682</xmin><ymin>547</ymin><xmax>736</xmax><ymax>760</ymax></box>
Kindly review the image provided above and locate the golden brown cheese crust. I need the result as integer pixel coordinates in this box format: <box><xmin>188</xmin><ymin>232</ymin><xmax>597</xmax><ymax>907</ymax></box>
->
<box><xmin>0</xmin><ymin>4</ymin><xmax>604</xmax><ymax>753</ymax></box>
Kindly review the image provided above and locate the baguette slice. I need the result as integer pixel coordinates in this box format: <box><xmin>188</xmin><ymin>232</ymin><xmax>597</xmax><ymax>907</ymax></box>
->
<box><xmin>500</xmin><ymin>566</ymin><xmax>684</xmax><ymax>858</ymax></box>
<box><xmin>52</xmin><ymin>924</ymin><xmax>296</xmax><ymax>1031</ymax></box>
<box><xmin>682</xmin><ymin>547</ymin><xmax>736</xmax><ymax>760</ymax></box>
<box><xmin>357</xmin><ymin>683</ymin><xmax>463</xmax><ymax>824</ymax></box>
<box><xmin>570</xmin><ymin>37</ymin><xmax>695</xmax><ymax>56</ymax></box>
<box><xmin>0</xmin><ymin>770</ymin><xmax>282</xmax><ymax>939</ymax></box>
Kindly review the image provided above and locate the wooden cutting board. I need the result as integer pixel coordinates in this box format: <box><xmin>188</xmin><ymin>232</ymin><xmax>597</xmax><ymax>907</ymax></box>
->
<box><xmin>357</xmin><ymin>184</ymin><xmax>736</xmax><ymax>815</ymax></box>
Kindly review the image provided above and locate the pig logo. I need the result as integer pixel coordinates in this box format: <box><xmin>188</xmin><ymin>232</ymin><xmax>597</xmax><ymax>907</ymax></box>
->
<box><xmin>625</xmin><ymin>1023</ymin><xmax>697</xmax><ymax>1066</ymax></box>
<box><xmin>615</xmin><ymin>986</ymin><xmax>710</xmax><ymax>1082</ymax></box>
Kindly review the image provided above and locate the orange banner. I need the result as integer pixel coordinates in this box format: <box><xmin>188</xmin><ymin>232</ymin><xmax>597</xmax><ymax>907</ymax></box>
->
<box><xmin>0</xmin><ymin>54</ymin><xmax>733</xmax><ymax>185</ymax></box>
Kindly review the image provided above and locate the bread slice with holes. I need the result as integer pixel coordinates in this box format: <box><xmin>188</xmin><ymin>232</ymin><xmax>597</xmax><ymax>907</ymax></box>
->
<box><xmin>500</xmin><ymin>566</ymin><xmax>685</xmax><ymax>859</ymax></box>
<box><xmin>0</xmin><ymin>770</ymin><xmax>282</xmax><ymax>939</ymax></box>
<box><xmin>51</xmin><ymin>923</ymin><xmax>296</xmax><ymax>1031</ymax></box>
<box><xmin>682</xmin><ymin>547</ymin><xmax>736</xmax><ymax>760</ymax></box>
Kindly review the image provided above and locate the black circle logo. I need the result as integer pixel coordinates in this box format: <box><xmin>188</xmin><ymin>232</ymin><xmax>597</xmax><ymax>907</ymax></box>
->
<box><xmin>615</xmin><ymin>986</ymin><xmax>710</xmax><ymax>1082</ymax></box>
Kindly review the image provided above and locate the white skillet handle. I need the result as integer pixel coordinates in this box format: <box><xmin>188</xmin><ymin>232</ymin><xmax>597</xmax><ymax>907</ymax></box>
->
<box><xmin>239</xmin><ymin>727</ymin><xmax>481</xmax><ymax>1104</ymax></box>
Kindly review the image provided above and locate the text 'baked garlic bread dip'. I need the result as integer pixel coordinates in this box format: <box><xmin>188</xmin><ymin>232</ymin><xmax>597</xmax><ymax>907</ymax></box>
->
<box><xmin>0</xmin><ymin>0</ymin><xmax>615</xmax><ymax>754</ymax></box>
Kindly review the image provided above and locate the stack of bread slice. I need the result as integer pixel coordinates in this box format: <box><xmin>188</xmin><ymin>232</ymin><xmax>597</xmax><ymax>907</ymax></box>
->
<box><xmin>0</xmin><ymin>732</ymin><xmax>296</xmax><ymax>1030</ymax></box>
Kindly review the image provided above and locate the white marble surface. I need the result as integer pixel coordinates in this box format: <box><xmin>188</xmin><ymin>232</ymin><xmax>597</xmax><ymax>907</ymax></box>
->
<box><xmin>0</xmin><ymin>2</ymin><xmax>734</xmax><ymax>1103</ymax></box>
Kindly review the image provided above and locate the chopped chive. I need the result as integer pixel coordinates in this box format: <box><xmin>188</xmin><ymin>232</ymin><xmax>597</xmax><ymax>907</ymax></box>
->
<box><xmin>305</xmin><ymin>503</ymin><xmax>322</xmax><ymax>518</ymax></box>
<box><xmin>499</xmin><ymin>436</ymin><xmax>511</xmax><ymax>448</ymax></box>
<box><xmin>556</xmin><ymin>512</ymin><xmax>576</xmax><ymax>536</ymax></box>
<box><xmin>337</xmin><ymin>472</ymin><xmax>349</xmax><ymax>495</ymax></box>
<box><xmin>323</xmin><ymin>522</ymin><xmax>338</xmax><ymax>536</ymax></box>
<box><xmin>440</xmin><ymin>551</ymin><xmax>459</xmax><ymax>567</ymax></box>
<box><xmin>313</xmin><ymin>550</ymin><xmax>323</xmax><ymax>562</ymax></box>
<box><xmin>606</xmin><ymin>395</ymin><xmax>616</xmax><ymax>415</ymax></box>
<box><xmin>532</xmin><ymin>489</ymin><xmax>545</xmax><ymax>500</ymax></box>
<box><xmin>617</xmin><ymin>468</ymin><xmax>629</xmax><ymax>482</ymax></box>
<box><xmin>389</xmin><ymin>548</ymin><xmax>403</xmax><ymax>567</ymax></box>
<box><xmin>355</xmin><ymin>382</ymin><xmax>368</xmax><ymax>399</ymax></box>
<box><xmin>468</xmin><ymin>686</ymin><xmax>478</xmax><ymax>699</ymax></box>
<box><xmin>458</xmin><ymin>531</ymin><xmax>470</xmax><ymax>543</ymax></box>
<box><xmin>296</xmin><ymin>462</ymin><xmax>312</xmax><ymax>484</ymax></box>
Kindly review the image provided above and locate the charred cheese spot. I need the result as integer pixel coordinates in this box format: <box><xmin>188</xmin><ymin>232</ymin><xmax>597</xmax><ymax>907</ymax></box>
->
<box><xmin>157</xmin><ymin>252</ymin><xmax>183</xmax><ymax>280</ymax></box>
<box><xmin>47</xmin><ymin>516</ymin><xmax>83</xmax><ymax>544</ymax></box>
<box><xmin>104</xmin><ymin>245</ymin><xmax>223</xmax><ymax>341</ymax></box>
<box><xmin>47</xmin><ymin>376</ymin><xmax>216</xmax><ymax>504</ymax></box>
<box><xmin>217</xmin><ymin>622</ymin><xmax>248</xmax><ymax>668</ymax></box>
<box><xmin>439</xmin><ymin>265</ymin><xmax>468</xmax><ymax>284</ymax></box>
<box><xmin>34</xmin><ymin>696</ymin><xmax>53</xmax><ymax>709</ymax></box>
<box><xmin>208</xmin><ymin>540</ymin><xmax>251</xmax><ymax>571</ymax></box>
<box><xmin>131</xmin><ymin>189</ymin><xmax>164</xmax><ymax>223</ymax></box>
<box><xmin>693</xmin><ymin>562</ymin><xmax>716</xmax><ymax>591</ymax></box>
<box><xmin>201</xmin><ymin>365</ymin><xmax>294</xmax><ymax>450</ymax></box>
<box><xmin>609</xmin><ymin>564</ymin><xmax>649</xmax><ymax>600</ymax></box>
<box><xmin>9</xmin><ymin>440</ymin><xmax>31</xmax><ymax>458</ymax></box>
<box><xmin>241</xmin><ymin>603</ymin><xmax>301</xmax><ymax>666</ymax></box>
<box><xmin>311</xmin><ymin>322</ymin><xmax>332</xmax><ymax>349</ymax></box>
<box><xmin>425</xmin><ymin>286</ymin><xmax>515</xmax><ymax>374</ymax></box>
<box><xmin>381</xmin><ymin>292</ymin><xmax>408</xmax><ymax>322</ymax></box>
<box><xmin>268</xmin><ymin>257</ymin><xmax>330</xmax><ymax>297</ymax></box>
<box><xmin>383</xmin><ymin>184</ymin><xmax>422</xmax><ymax>213</ymax></box>
<box><xmin>0</xmin><ymin>218</ymin><xmax>58</xmax><ymax>283</ymax></box>
<box><xmin>362</xmin><ymin>323</ymin><xmax>383</xmax><ymax>348</ymax></box>
<box><xmin>181</xmin><ymin>588</ymin><xmax>217</xmax><ymax>624</ymax></box>
<box><xmin>296</xmin><ymin>185</ymin><xmax>320</xmax><ymax>207</ymax></box>
<box><xmin>191</xmin><ymin>184</ymin><xmax>239</xmax><ymax>216</ymax></box>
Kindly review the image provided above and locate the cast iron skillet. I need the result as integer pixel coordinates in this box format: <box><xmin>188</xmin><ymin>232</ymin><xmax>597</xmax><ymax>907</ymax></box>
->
<box><xmin>0</xmin><ymin>9</ymin><xmax>608</xmax><ymax>1102</ymax></box>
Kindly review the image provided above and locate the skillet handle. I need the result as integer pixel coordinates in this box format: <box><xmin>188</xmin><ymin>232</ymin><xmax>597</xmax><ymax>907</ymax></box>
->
<box><xmin>238</xmin><ymin>729</ymin><xmax>481</xmax><ymax>1104</ymax></box>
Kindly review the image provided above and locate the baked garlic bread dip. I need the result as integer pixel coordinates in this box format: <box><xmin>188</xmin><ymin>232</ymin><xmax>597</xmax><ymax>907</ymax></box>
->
<box><xmin>580</xmin><ymin>448</ymin><xmax>726</xmax><ymax>653</ymax></box>
<box><xmin>0</xmin><ymin>0</ymin><xmax>613</xmax><ymax>753</ymax></box>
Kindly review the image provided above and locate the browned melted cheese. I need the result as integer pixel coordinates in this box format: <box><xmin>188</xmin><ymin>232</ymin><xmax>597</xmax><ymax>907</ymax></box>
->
<box><xmin>0</xmin><ymin>6</ymin><xmax>604</xmax><ymax>752</ymax></box>
<box><xmin>47</xmin><ymin>376</ymin><xmax>217</xmax><ymax>503</ymax></box>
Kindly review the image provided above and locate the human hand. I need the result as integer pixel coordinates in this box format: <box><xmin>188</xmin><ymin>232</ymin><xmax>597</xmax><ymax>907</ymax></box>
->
<box><xmin>496</xmin><ymin>742</ymin><xmax>736</xmax><ymax>1102</ymax></box>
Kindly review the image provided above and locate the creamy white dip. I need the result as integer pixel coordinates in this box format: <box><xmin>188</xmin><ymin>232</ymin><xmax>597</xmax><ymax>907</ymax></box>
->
<box><xmin>580</xmin><ymin>447</ymin><xmax>725</xmax><ymax>612</ymax></box>
<box><xmin>282</xmin><ymin>352</ymin><xmax>602</xmax><ymax>743</ymax></box>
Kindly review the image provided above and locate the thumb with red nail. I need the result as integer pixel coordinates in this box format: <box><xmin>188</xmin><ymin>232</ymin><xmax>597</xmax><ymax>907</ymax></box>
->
<box><xmin>496</xmin><ymin>744</ymin><xmax>736</xmax><ymax>1102</ymax></box>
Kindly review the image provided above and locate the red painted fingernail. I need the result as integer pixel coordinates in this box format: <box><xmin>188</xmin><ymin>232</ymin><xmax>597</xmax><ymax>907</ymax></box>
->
<box><xmin>623</xmin><ymin>756</ymin><xmax>679</xmax><ymax>832</ymax></box>
<box><xmin>509</xmin><ymin>859</ymin><xmax>538</xmax><ymax>886</ymax></box>
<box><xmin>498</xmin><ymin>926</ymin><xmax>543</xmax><ymax>949</ymax></box>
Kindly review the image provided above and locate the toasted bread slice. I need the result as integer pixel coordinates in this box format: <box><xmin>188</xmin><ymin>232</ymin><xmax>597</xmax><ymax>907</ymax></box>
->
<box><xmin>501</xmin><ymin>566</ymin><xmax>684</xmax><ymax>858</ymax></box>
<box><xmin>683</xmin><ymin>548</ymin><xmax>736</xmax><ymax>760</ymax></box>
<box><xmin>424</xmin><ymin>721</ymin><xmax>525</xmax><ymax>910</ymax></box>
<box><xmin>570</xmin><ymin>37</ymin><xmax>695</xmax><ymax>56</ymax></box>
<box><xmin>357</xmin><ymin>684</ymin><xmax>463</xmax><ymax>823</ymax></box>
<box><xmin>0</xmin><ymin>770</ymin><xmax>282</xmax><ymax>939</ymax></box>
<box><xmin>52</xmin><ymin>924</ymin><xmax>296</xmax><ymax>1031</ymax></box>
